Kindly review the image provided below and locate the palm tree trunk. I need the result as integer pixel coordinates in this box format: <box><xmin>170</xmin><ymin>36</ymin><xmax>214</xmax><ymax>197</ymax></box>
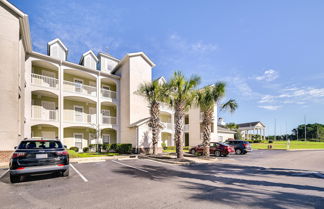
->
<box><xmin>150</xmin><ymin>102</ymin><xmax>160</xmax><ymax>155</ymax></box>
<box><xmin>174</xmin><ymin>103</ymin><xmax>185</xmax><ymax>159</ymax></box>
<box><xmin>202</xmin><ymin>109</ymin><xmax>213</xmax><ymax>157</ymax></box>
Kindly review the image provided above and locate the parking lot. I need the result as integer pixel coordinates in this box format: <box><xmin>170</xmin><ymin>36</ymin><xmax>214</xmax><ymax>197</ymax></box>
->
<box><xmin>1</xmin><ymin>150</ymin><xmax>324</xmax><ymax>209</ymax></box>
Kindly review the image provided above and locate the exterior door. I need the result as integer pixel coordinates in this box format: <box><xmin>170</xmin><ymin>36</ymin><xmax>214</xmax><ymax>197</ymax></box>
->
<box><xmin>74</xmin><ymin>79</ymin><xmax>83</xmax><ymax>93</ymax></box>
<box><xmin>74</xmin><ymin>106</ymin><xmax>83</xmax><ymax>122</ymax></box>
<box><xmin>74</xmin><ymin>133</ymin><xmax>83</xmax><ymax>151</ymax></box>
<box><xmin>102</xmin><ymin>134</ymin><xmax>110</xmax><ymax>144</ymax></box>
<box><xmin>88</xmin><ymin>107</ymin><xmax>96</xmax><ymax>124</ymax></box>
<box><xmin>41</xmin><ymin>101</ymin><xmax>56</xmax><ymax>120</ymax></box>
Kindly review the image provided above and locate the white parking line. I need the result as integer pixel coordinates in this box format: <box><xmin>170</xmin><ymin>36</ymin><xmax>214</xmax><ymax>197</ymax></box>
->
<box><xmin>70</xmin><ymin>164</ymin><xmax>88</xmax><ymax>182</ymax></box>
<box><xmin>112</xmin><ymin>160</ymin><xmax>149</xmax><ymax>173</ymax></box>
<box><xmin>144</xmin><ymin>159</ymin><xmax>176</xmax><ymax>166</ymax></box>
<box><xmin>0</xmin><ymin>169</ymin><xmax>9</xmax><ymax>179</ymax></box>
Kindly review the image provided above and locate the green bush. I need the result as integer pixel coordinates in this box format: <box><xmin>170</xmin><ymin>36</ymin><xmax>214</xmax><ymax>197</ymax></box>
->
<box><xmin>268</xmin><ymin>140</ymin><xmax>273</xmax><ymax>144</ymax></box>
<box><xmin>88</xmin><ymin>144</ymin><xmax>96</xmax><ymax>149</ymax></box>
<box><xmin>67</xmin><ymin>150</ymin><xmax>79</xmax><ymax>158</ymax></box>
<box><xmin>183</xmin><ymin>146</ymin><xmax>190</xmax><ymax>150</ymax></box>
<box><xmin>102</xmin><ymin>143</ymin><xmax>111</xmax><ymax>151</ymax></box>
<box><xmin>110</xmin><ymin>143</ymin><xmax>132</xmax><ymax>154</ymax></box>
<box><xmin>83</xmin><ymin>147</ymin><xmax>89</xmax><ymax>153</ymax></box>
<box><xmin>69</xmin><ymin>146</ymin><xmax>79</xmax><ymax>152</ymax></box>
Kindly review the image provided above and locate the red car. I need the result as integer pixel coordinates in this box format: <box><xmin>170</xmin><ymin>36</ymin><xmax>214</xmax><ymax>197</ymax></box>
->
<box><xmin>189</xmin><ymin>142</ymin><xmax>234</xmax><ymax>157</ymax></box>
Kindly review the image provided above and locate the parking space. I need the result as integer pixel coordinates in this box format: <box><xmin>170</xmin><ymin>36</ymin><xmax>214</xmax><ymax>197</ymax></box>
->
<box><xmin>0</xmin><ymin>150</ymin><xmax>324</xmax><ymax>209</ymax></box>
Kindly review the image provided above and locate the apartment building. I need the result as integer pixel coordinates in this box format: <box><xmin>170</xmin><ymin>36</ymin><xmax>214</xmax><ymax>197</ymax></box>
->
<box><xmin>0</xmin><ymin>0</ymin><xmax>221</xmax><ymax>159</ymax></box>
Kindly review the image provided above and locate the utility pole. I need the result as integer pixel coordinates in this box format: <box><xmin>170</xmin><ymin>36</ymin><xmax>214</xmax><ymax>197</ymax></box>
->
<box><xmin>296</xmin><ymin>127</ymin><xmax>299</xmax><ymax>141</ymax></box>
<box><xmin>274</xmin><ymin>118</ymin><xmax>277</xmax><ymax>141</ymax></box>
<box><xmin>304</xmin><ymin>115</ymin><xmax>307</xmax><ymax>141</ymax></box>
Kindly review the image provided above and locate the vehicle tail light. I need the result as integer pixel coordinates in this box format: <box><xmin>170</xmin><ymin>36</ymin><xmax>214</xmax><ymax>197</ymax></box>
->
<box><xmin>56</xmin><ymin>151</ymin><xmax>68</xmax><ymax>156</ymax></box>
<box><xmin>16</xmin><ymin>167</ymin><xmax>25</xmax><ymax>170</ymax></box>
<box><xmin>243</xmin><ymin>143</ymin><xmax>248</xmax><ymax>147</ymax></box>
<box><xmin>12</xmin><ymin>152</ymin><xmax>26</xmax><ymax>158</ymax></box>
<box><xmin>57</xmin><ymin>164</ymin><xmax>65</xmax><ymax>166</ymax></box>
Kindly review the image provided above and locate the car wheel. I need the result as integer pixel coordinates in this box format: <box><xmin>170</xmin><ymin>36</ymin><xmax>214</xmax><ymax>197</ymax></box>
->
<box><xmin>215</xmin><ymin>150</ymin><xmax>221</xmax><ymax>157</ymax></box>
<box><xmin>235</xmin><ymin>149</ymin><xmax>242</xmax><ymax>155</ymax></box>
<box><xmin>191</xmin><ymin>149</ymin><xmax>196</xmax><ymax>155</ymax></box>
<box><xmin>10</xmin><ymin>174</ymin><xmax>20</xmax><ymax>183</ymax></box>
<box><xmin>223</xmin><ymin>154</ymin><xmax>228</xmax><ymax>157</ymax></box>
<box><xmin>61</xmin><ymin>168</ymin><xmax>69</xmax><ymax>177</ymax></box>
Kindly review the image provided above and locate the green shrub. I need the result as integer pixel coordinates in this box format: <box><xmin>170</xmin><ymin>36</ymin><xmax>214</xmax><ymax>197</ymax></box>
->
<box><xmin>88</xmin><ymin>144</ymin><xmax>96</xmax><ymax>149</ymax></box>
<box><xmin>83</xmin><ymin>147</ymin><xmax>89</xmax><ymax>153</ymax></box>
<box><xmin>111</xmin><ymin>143</ymin><xmax>118</xmax><ymax>151</ymax></box>
<box><xmin>268</xmin><ymin>140</ymin><xmax>273</xmax><ymax>144</ymax></box>
<box><xmin>69</xmin><ymin>146</ymin><xmax>79</xmax><ymax>152</ymax></box>
<box><xmin>110</xmin><ymin>144</ymin><xmax>132</xmax><ymax>154</ymax></box>
<box><xmin>102</xmin><ymin>143</ymin><xmax>111</xmax><ymax>151</ymax></box>
<box><xmin>183</xmin><ymin>146</ymin><xmax>190</xmax><ymax>150</ymax></box>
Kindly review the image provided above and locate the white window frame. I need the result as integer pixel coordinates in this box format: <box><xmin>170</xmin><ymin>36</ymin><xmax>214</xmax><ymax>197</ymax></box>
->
<box><xmin>74</xmin><ymin>105</ymin><xmax>84</xmax><ymax>122</ymax></box>
<box><xmin>102</xmin><ymin>134</ymin><xmax>110</xmax><ymax>144</ymax></box>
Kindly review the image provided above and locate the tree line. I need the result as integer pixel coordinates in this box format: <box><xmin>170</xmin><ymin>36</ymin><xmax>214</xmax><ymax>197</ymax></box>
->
<box><xmin>138</xmin><ymin>71</ymin><xmax>238</xmax><ymax>159</ymax></box>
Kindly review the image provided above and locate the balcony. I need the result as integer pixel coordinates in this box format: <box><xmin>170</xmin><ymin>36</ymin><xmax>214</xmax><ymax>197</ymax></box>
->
<box><xmin>64</xmin><ymin>111</ymin><xmax>95</xmax><ymax>124</ymax></box>
<box><xmin>160</xmin><ymin>103</ymin><xmax>173</xmax><ymax>113</ymax></box>
<box><xmin>31</xmin><ymin>73</ymin><xmax>58</xmax><ymax>89</ymax></box>
<box><xmin>101</xmin><ymin>88</ymin><xmax>117</xmax><ymax>99</ymax></box>
<box><xmin>63</xmin><ymin>80</ymin><xmax>97</xmax><ymax>97</ymax></box>
<box><xmin>162</xmin><ymin>122</ymin><xmax>173</xmax><ymax>130</ymax></box>
<box><xmin>102</xmin><ymin>115</ymin><xmax>117</xmax><ymax>125</ymax></box>
<box><xmin>31</xmin><ymin>106</ymin><xmax>58</xmax><ymax>121</ymax></box>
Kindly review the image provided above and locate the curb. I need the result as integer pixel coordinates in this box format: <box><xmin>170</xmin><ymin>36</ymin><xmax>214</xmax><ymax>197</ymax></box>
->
<box><xmin>70</xmin><ymin>155</ymin><xmax>138</xmax><ymax>163</ymax></box>
<box><xmin>139</xmin><ymin>156</ymin><xmax>193</xmax><ymax>165</ymax></box>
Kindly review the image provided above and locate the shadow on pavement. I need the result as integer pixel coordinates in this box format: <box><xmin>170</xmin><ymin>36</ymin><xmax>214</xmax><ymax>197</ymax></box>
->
<box><xmin>112</xmin><ymin>162</ymin><xmax>324</xmax><ymax>209</ymax></box>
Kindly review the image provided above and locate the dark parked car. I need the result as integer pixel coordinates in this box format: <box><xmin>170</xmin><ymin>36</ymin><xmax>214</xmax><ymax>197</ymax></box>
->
<box><xmin>189</xmin><ymin>142</ymin><xmax>234</xmax><ymax>157</ymax></box>
<box><xmin>9</xmin><ymin>139</ymin><xmax>69</xmax><ymax>183</ymax></box>
<box><xmin>226</xmin><ymin>140</ymin><xmax>252</xmax><ymax>154</ymax></box>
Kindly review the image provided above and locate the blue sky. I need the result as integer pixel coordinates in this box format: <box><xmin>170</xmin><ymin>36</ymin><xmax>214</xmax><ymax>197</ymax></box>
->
<box><xmin>11</xmin><ymin>0</ymin><xmax>324</xmax><ymax>135</ymax></box>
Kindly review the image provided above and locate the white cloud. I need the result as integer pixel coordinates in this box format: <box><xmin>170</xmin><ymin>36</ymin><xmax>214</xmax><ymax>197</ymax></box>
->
<box><xmin>168</xmin><ymin>33</ymin><xmax>218</xmax><ymax>54</ymax></box>
<box><xmin>258</xmin><ymin>105</ymin><xmax>281</xmax><ymax>110</ymax></box>
<box><xmin>255</xmin><ymin>69</ymin><xmax>279</xmax><ymax>81</ymax></box>
<box><xmin>258</xmin><ymin>87</ymin><xmax>324</xmax><ymax>105</ymax></box>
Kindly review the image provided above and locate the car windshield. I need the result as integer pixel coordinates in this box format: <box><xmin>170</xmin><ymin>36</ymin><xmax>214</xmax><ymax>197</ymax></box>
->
<box><xmin>18</xmin><ymin>141</ymin><xmax>63</xmax><ymax>149</ymax></box>
<box><xmin>218</xmin><ymin>142</ymin><xmax>229</xmax><ymax>146</ymax></box>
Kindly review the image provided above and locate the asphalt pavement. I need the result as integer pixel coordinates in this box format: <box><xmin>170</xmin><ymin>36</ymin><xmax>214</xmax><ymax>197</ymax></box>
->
<box><xmin>0</xmin><ymin>150</ymin><xmax>324</xmax><ymax>209</ymax></box>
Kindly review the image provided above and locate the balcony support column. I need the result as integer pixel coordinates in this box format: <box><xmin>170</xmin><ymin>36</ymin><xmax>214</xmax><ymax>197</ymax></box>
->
<box><xmin>59</xmin><ymin>61</ymin><xmax>64</xmax><ymax>143</ymax></box>
<box><xmin>96</xmin><ymin>74</ymin><xmax>102</xmax><ymax>144</ymax></box>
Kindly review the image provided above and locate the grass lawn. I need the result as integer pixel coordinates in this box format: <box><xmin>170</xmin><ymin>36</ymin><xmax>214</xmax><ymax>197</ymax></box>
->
<box><xmin>68</xmin><ymin>150</ymin><xmax>120</xmax><ymax>158</ymax></box>
<box><xmin>251</xmin><ymin>141</ymin><xmax>324</xmax><ymax>150</ymax></box>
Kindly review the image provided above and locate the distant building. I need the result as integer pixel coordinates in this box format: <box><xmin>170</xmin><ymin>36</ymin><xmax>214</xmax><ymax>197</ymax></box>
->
<box><xmin>237</xmin><ymin>121</ymin><xmax>266</xmax><ymax>140</ymax></box>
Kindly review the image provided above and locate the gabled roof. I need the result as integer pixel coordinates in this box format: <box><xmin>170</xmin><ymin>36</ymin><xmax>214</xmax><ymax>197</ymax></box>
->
<box><xmin>47</xmin><ymin>38</ymin><xmax>68</xmax><ymax>54</ymax></box>
<box><xmin>155</xmin><ymin>76</ymin><xmax>167</xmax><ymax>85</ymax></box>
<box><xmin>98</xmin><ymin>52</ymin><xmax>120</xmax><ymax>62</ymax></box>
<box><xmin>111</xmin><ymin>52</ymin><xmax>155</xmax><ymax>74</ymax></box>
<box><xmin>237</xmin><ymin>121</ymin><xmax>266</xmax><ymax>128</ymax></box>
<box><xmin>129</xmin><ymin>117</ymin><xmax>150</xmax><ymax>128</ymax></box>
<box><xmin>79</xmin><ymin>50</ymin><xmax>99</xmax><ymax>64</ymax></box>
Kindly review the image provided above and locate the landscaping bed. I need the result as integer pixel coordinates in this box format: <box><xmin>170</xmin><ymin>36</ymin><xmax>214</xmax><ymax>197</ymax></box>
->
<box><xmin>67</xmin><ymin>150</ymin><xmax>120</xmax><ymax>158</ymax></box>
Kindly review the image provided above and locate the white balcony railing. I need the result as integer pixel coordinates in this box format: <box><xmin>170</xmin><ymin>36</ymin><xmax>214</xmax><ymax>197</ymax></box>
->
<box><xmin>63</xmin><ymin>80</ymin><xmax>97</xmax><ymax>97</ymax></box>
<box><xmin>64</xmin><ymin>112</ymin><xmax>94</xmax><ymax>124</ymax></box>
<box><xmin>31</xmin><ymin>106</ymin><xmax>58</xmax><ymax>121</ymax></box>
<box><xmin>184</xmin><ymin>124</ymin><xmax>189</xmax><ymax>132</ymax></box>
<box><xmin>160</xmin><ymin>103</ymin><xmax>173</xmax><ymax>112</ymax></box>
<box><xmin>162</xmin><ymin>122</ymin><xmax>173</xmax><ymax>130</ymax></box>
<box><xmin>101</xmin><ymin>89</ymin><xmax>117</xmax><ymax>99</ymax></box>
<box><xmin>102</xmin><ymin>116</ymin><xmax>117</xmax><ymax>125</ymax></box>
<box><xmin>31</xmin><ymin>73</ymin><xmax>59</xmax><ymax>89</ymax></box>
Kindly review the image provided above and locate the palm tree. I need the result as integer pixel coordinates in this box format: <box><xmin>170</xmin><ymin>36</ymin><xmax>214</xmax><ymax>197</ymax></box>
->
<box><xmin>138</xmin><ymin>80</ymin><xmax>168</xmax><ymax>155</ymax></box>
<box><xmin>197</xmin><ymin>82</ymin><xmax>238</xmax><ymax>157</ymax></box>
<box><xmin>168</xmin><ymin>71</ymin><xmax>201</xmax><ymax>159</ymax></box>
